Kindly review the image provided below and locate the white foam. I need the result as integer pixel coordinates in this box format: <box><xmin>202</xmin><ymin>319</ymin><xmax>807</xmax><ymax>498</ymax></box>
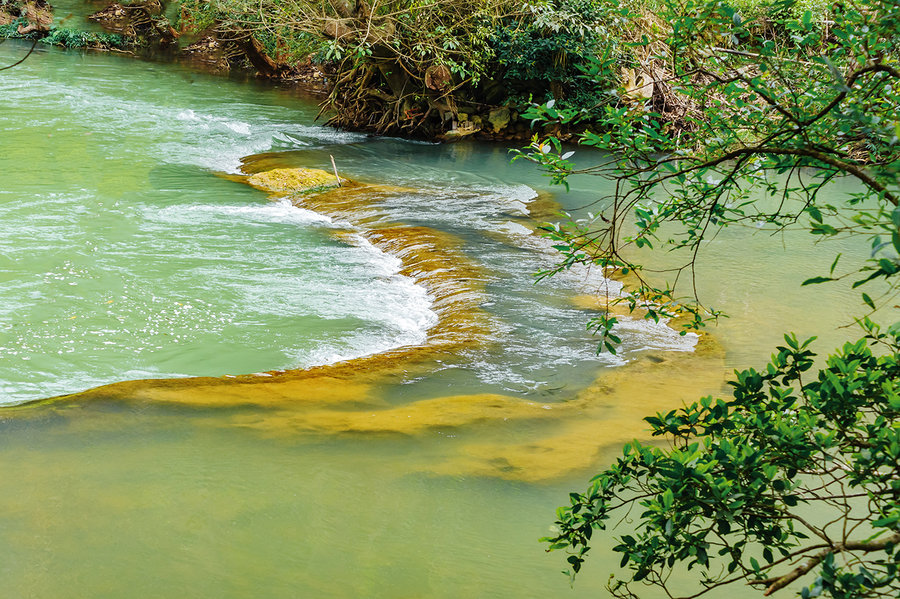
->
<box><xmin>156</xmin><ymin>205</ymin><xmax>439</xmax><ymax>366</ymax></box>
<box><xmin>614</xmin><ymin>317</ymin><xmax>701</xmax><ymax>353</ymax></box>
<box><xmin>280</xmin><ymin>230</ymin><xmax>439</xmax><ymax>368</ymax></box>
<box><xmin>345</xmin><ymin>234</ymin><xmax>405</xmax><ymax>276</ymax></box>
<box><xmin>5</xmin><ymin>72</ymin><xmax>366</xmax><ymax>174</ymax></box>
<box><xmin>224</xmin><ymin>121</ymin><xmax>252</xmax><ymax>136</ymax></box>
<box><xmin>377</xmin><ymin>184</ymin><xmax>538</xmax><ymax>231</ymax></box>
<box><xmin>506</xmin><ymin>184</ymin><xmax>541</xmax><ymax>202</ymax></box>
<box><xmin>495</xmin><ymin>221</ymin><xmax>533</xmax><ymax>237</ymax></box>
<box><xmin>337</xmin><ymin>234</ymin><xmax>440</xmax><ymax>338</ymax></box>
<box><xmin>147</xmin><ymin>198</ymin><xmax>334</xmax><ymax>227</ymax></box>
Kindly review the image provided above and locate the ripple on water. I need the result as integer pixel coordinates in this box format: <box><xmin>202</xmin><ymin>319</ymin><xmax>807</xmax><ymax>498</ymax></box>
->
<box><xmin>0</xmin><ymin>184</ymin><xmax>440</xmax><ymax>404</ymax></box>
<box><xmin>0</xmin><ymin>51</ymin><xmax>698</xmax><ymax>406</ymax></box>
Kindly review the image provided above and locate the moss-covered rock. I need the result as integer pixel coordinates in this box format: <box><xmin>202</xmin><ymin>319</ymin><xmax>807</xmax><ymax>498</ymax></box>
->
<box><xmin>246</xmin><ymin>167</ymin><xmax>345</xmax><ymax>194</ymax></box>
<box><xmin>487</xmin><ymin>107</ymin><xmax>510</xmax><ymax>133</ymax></box>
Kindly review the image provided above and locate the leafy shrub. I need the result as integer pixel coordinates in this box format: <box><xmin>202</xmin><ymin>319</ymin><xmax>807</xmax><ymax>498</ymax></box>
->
<box><xmin>253</xmin><ymin>27</ymin><xmax>325</xmax><ymax>64</ymax></box>
<box><xmin>174</xmin><ymin>0</ymin><xmax>220</xmax><ymax>35</ymax></box>
<box><xmin>491</xmin><ymin>0</ymin><xmax>625</xmax><ymax>109</ymax></box>
<box><xmin>0</xmin><ymin>22</ymin><xmax>129</xmax><ymax>48</ymax></box>
<box><xmin>39</xmin><ymin>28</ymin><xmax>129</xmax><ymax>49</ymax></box>
<box><xmin>0</xmin><ymin>19</ymin><xmax>25</xmax><ymax>38</ymax></box>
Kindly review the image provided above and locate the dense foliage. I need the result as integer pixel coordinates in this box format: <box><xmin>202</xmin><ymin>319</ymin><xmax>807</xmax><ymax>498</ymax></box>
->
<box><xmin>518</xmin><ymin>0</ymin><xmax>900</xmax><ymax>596</ymax></box>
<box><xmin>519</xmin><ymin>0</ymin><xmax>900</xmax><ymax>348</ymax></box>
<box><xmin>490</xmin><ymin>0</ymin><xmax>623</xmax><ymax>109</ymax></box>
<box><xmin>0</xmin><ymin>17</ymin><xmax>129</xmax><ymax>49</ymax></box>
<box><xmin>175</xmin><ymin>0</ymin><xmax>629</xmax><ymax>134</ymax></box>
<box><xmin>549</xmin><ymin>329</ymin><xmax>900</xmax><ymax>598</ymax></box>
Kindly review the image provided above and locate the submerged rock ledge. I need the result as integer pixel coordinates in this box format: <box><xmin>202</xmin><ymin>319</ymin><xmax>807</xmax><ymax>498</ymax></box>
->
<box><xmin>3</xmin><ymin>161</ymin><xmax>729</xmax><ymax>481</ymax></box>
<box><xmin>239</xmin><ymin>165</ymin><xmax>494</xmax><ymax>360</ymax></box>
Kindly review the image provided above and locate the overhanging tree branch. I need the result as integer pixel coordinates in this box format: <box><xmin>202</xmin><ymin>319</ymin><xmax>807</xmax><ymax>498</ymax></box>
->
<box><xmin>752</xmin><ymin>532</ymin><xmax>900</xmax><ymax>596</ymax></box>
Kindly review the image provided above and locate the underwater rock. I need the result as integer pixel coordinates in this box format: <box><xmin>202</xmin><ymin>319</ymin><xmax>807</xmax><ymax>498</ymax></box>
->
<box><xmin>246</xmin><ymin>167</ymin><xmax>345</xmax><ymax>194</ymax></box>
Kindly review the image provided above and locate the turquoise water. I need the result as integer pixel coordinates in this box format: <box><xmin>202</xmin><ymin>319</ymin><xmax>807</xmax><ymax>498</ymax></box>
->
<box><xmin>0</xmin><ymin>39</ymin><xmax>881</xmax><ymax>599</ymax></box>
<box><xmin>0</xmin><ymin>46</ymin><xmax>429</xmax><ymax>402</ymax></box>
<box><xmin>0</xmin><ymin>41</ymin><xmax>702</xmax><ymax>405</ymax></box>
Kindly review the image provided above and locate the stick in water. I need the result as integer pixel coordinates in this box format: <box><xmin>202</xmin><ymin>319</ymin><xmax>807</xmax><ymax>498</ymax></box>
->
<box><xmin>330</xmin><ymin>155</ymin><xmax>341</xmax><ymax>187</ymax></box>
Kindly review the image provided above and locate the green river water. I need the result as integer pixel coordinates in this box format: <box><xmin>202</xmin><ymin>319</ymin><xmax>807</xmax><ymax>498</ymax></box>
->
<box><xmin>0</xmin><ymin>39</ymin><xmax>873</xmax><ymax>598</ymax></box>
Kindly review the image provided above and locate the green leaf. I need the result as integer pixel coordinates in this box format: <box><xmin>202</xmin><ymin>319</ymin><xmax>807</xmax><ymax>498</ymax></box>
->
<box><xmin>829</xmin><ymin>253</ymin><xmax>842</xmax><ymax>275</ymax></box>
<box><xmin>807</xmin><ymin>206</ymin><xmax>822</xmax><ymax>222</ymax></box>
<box><xmin>801</xmin><ymin>276</ymin><xmax>835</xmax><ymax>286</ymax></box>
<box><xmin>871</xmin><ymin>515</ymin><xmax>900</xmax><ymax>528</ymax></box>
<box><xmin>861</xmin><ymin>293</ymin><xmax>876</xmax><ymax>310</ymax></box>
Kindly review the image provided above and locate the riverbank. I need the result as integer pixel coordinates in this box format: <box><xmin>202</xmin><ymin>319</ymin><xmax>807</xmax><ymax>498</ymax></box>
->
<box><xmin>3</xmin><ymin>0</ymin><xmax>841</xmax><ymax>146</ymax></box>
<box><xmin>0</xmin><ymin>0</ymin><xmax>671</xmax><ymax>142</ymax></box>
<box><xmin>0</xmin><ymin>33</ymin><xmax>880</xmax><ymax>598</ymax></box>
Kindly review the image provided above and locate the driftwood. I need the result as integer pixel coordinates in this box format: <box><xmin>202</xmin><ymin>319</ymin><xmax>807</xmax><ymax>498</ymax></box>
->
<box><xmin>236</xmin><ymin>32</ymin><xmax>279</xmax><ymax>76</ymax></box>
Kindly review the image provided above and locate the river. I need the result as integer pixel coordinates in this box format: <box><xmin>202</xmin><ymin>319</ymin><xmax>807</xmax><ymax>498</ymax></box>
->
<box><xmin>0</xmin><ymin>39</ymin><xmax>867</xmax><ymax>597</ymax></box>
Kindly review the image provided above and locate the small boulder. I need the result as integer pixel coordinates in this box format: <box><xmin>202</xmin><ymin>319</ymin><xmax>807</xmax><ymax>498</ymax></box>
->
<box><xmin>424</xmin><ymin>64</ymin><xmax>451</xmax><ymax>91</ymax></box>
<box><xmin>330</xmin><ymin>0</ymin><xmax>357</xmax><ymax>18</ymax></box>
<box><xmin>440</xmin><ymin>120</ymin><xmax>480</xmax><ymax>142</ymax></box>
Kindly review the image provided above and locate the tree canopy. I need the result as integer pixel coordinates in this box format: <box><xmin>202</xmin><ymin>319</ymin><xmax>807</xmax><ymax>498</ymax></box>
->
<box><xmin>519</xmin><ymin>0</ymin><xmax>899</xmax><ymax>347</ymax></box>
<box><xmin>520</xmin><ymin>0</ymin><xmax>900</xmax><ymax>596</ymax></box>
<box><xmin>547</xmin><ymin>328</ymin><xmax>900</xmax><ymax>598</ymax></box>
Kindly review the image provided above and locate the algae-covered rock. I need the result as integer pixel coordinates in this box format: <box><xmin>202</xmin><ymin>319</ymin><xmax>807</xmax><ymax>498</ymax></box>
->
<box><xmin>487</xmin><ymin>107</ymin><xmax>510</xmax><ymax>133</ymax></box>
<box><xmin>246</xmin><ymin>167</ymin><xmax>344</xmax><ymax>194</ymax></box>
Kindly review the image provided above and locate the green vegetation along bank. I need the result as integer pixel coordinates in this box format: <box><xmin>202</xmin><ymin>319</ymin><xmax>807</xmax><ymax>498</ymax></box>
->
<box><xmin>3</xmin><ymin>0</ymin><xmax>841</xmax><ymax>142</ymax></box>
<box><xmin>523</xmin><ymin>0</ymin><xmax>900</xmax><ymax>596</ymax></box>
